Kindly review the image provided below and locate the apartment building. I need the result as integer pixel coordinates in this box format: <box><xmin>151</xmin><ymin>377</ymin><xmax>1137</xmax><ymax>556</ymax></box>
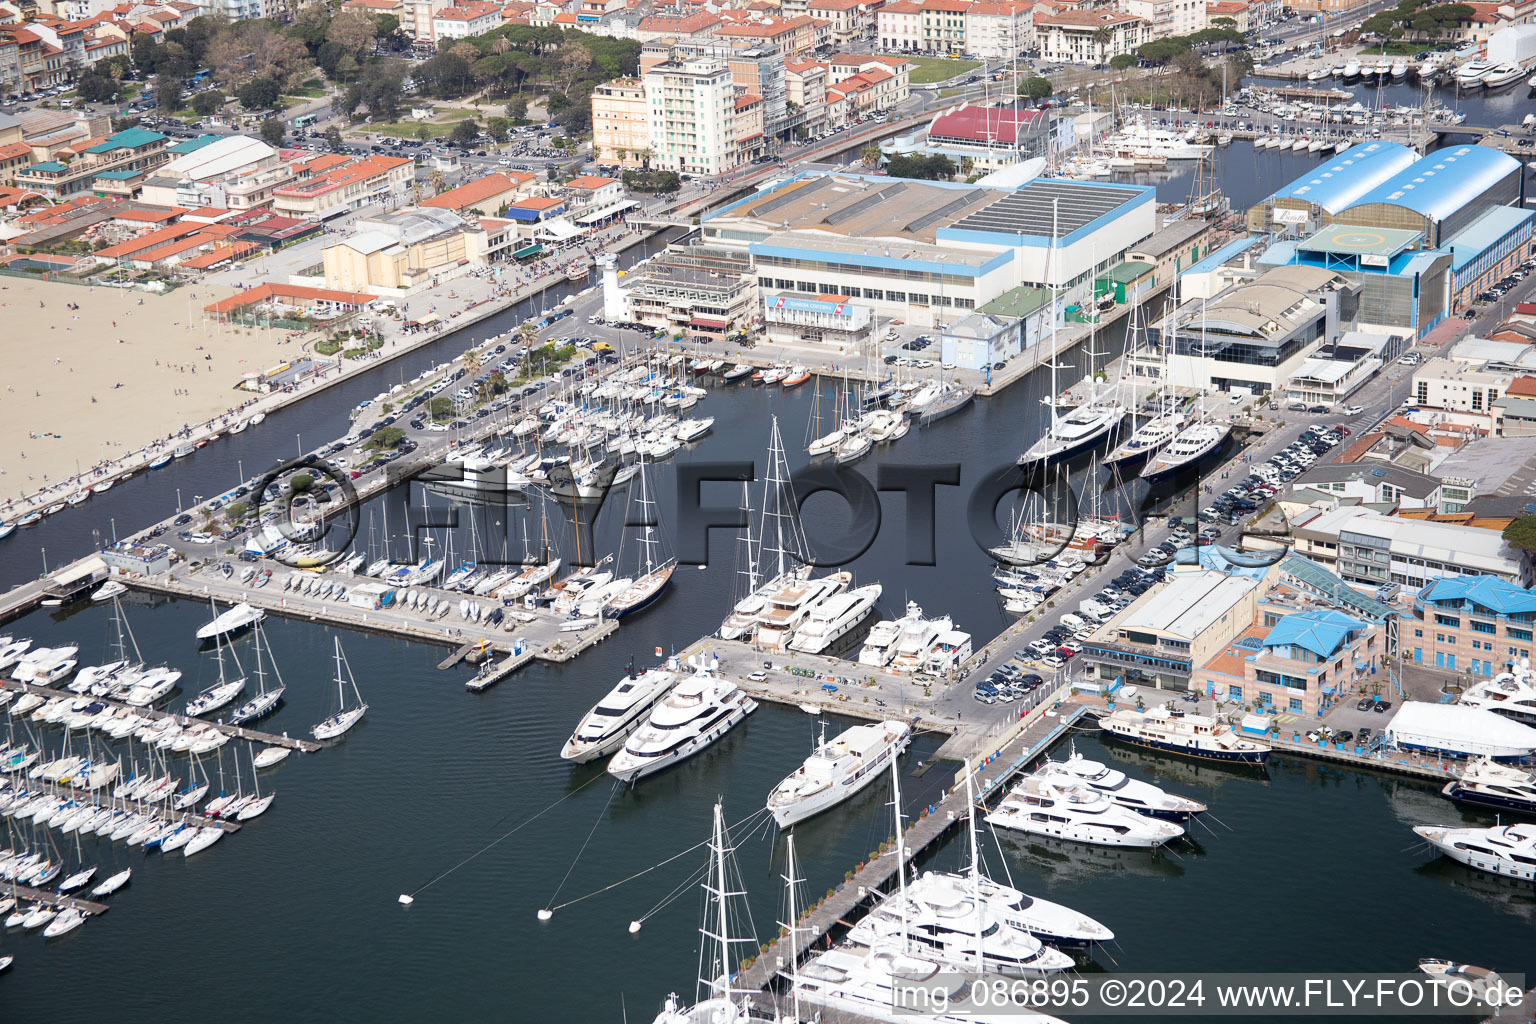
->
<box><xmin>784</xmin><ymin>58</ymin><xmax>829</xmax><ymax>134</ymax></box>
<box><xmin>271</xmin><ymin>153</ymin><xmax>414</xmax><ymax>220</ymax></box>
<box><xmin>643</xmin><ymin>58</ymin><xmax>740</xmax><ymax>176</ymax></box>
<box><xmin>965</xmin><ymin>1</ymin><xmax>1035</xmax><ymax>59</ymax></box>
<box><xmin>433</xmin><ymin>1</ymin><xmax>504</xmax><ymax>38</ymax></box>
<box><xmin>1290</xmin><ymin>505</ymin><xmax>1532</xmax><ymax>594</ymax></box>
<box><xmin>1122</xmin><ymin>0</ymin><xmax>1206</xmax><ymax>37</ymax></box>
<box><xmin>636</xmin><ymin>12</ymin><xmax>722</xmax><ymax>42</ymax></box>
<box><xmin>921</xmin><ymin>0</ymin><xmax>973</xmax><ymax>52</ymax></box>
<box><xmin>592</xmin><ymin>77</ymin><xmax>650</xmax><ymax>166</ymax></box>
<box><xmin>14</xmin><ymin>126</ymin><xmax>168</xmax><ymax>199</ymax></box>
<box><xmin>806</xmin><ymin>0</ymin><xmax>875</xmax><ymax>48</ymax></box>
<box><xmin>876</xmin><ymin>0</ymin><xmax>923</xmax><ymax>50</ymax></box>
<box><xmin>1408</xmin><ymin>575</ymin><xmax>1536</xmax><ymax>674</ymax></box>
<box><xmin>1035</xmin><ymin>9</ymin><xmax>1147</xmax><ymax>64</ymax></box>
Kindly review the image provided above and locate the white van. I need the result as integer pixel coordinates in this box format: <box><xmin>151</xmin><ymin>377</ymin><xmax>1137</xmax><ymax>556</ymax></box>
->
<box><xmin>1060</xmin><ymin>613</ymin><xmax>1087</xmax><ymax>631</ymax></box>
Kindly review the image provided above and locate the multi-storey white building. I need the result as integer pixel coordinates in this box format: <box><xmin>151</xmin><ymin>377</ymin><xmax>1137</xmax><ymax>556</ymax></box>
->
<box><xmin>1035</xmin><ymin>9</ymin><xmax>1147</xmax><ymax>64</ymax></box>
<box><xmin>643</xmin><ymin>58</ymin><xmax>738</xmax><ymax>177</ymax></box>
<box><xmin>876</xmin><ymin>0</ymin><xmax>924</xmax><ymax>50</ymax></box>
<box><xmin>1122</xmin><ymin>0</ymin><xmax>1207</xmax><ymax>38</ymax></box>
<box><xmin>965</xmin><ymin>1</ymin><xmax>1035</xmax><ymax>59</ymax></box>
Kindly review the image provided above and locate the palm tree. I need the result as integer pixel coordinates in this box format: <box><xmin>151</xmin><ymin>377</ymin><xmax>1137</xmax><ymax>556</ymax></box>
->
<box><xmin>493</xmin><ymin>36</ymin><xmax>511</xmax><ymax>56</ymax></box>
<box><xmin>1092</xmin><ymin>26</ymin><xmax>1114</xmax><ymax>63</ymax></box>
<box><xmin>428</xmin><ymin>169</ymin><xmax>445</xmax><ymax>194</ymax></box>
<box><xmin>636</xmin><ymin>147</ymin><xmax>654</xmax><ymax>170</ymax></box>
<box><xmin>859</xmin><ymin>144</ymin><xmax>881</xmax><ymax>168</ymax></box>
<box><xmin>462</xmin><ymin>350</ymin><xmax>482</xmax><ymax>377</ymax></box>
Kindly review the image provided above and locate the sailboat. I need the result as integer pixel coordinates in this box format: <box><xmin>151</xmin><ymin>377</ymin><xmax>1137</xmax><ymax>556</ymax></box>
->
<box><xmin>227</xmin><ymin>619</ymin><xmax>285</xmax><ymax>725</ymax></box>
<box><xmin>311</xmin><ymin>637</ymin><xmax>367</xmax><ymax>740</ymax></box>
<box><xmin>1103</xmin><ymin>299</ymin><xmax>1181</xmax><ymax>470</ymax></box>
<box><xmin>649</xmin><ymin>801</ymin><xmax>755</xmax><ymax>1024</ymax></box>
<box><xmin>184</xmin><ymin>603</ymin><xmax>246</xmax><ymax>716</ymax></box>
<box><xmin>237</xmin><ymin>747</ymin><xmax>275</xmax><ymax>820</ymax></box>
<box><xmin>718</xmin><ymin>419</ymin><xmax>813</xmax><ymax>641</ymax></box>
<box><xmin>1019</xmin><ymin>208</ymin><xmax>1123</xmax><ymax>466</ymax></box>
<box><xmin>605</xmin><ymin>458</ymin><xmax>677</xmax><ymax>618</ymax></box>
<box><xmin>1140</xmin><ymin>307</ymin><xmax>1231</xmax><ymax>482</ymax></box>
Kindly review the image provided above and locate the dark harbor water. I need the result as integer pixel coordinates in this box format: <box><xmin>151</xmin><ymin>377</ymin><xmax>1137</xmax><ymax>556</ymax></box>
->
<box><xmin>3</xmin><ymin>77</ymin><xmax>1534</xmax><ymax>1020</ymax></box>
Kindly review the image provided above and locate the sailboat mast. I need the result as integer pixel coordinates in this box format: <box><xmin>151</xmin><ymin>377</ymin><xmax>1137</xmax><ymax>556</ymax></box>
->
<box><xmin>890</xmin><ymin>751</ymin><xmax>909</xmax><ymax>953</ymax></box>
<box><xmin>1048</xmin><ymin>199</ymin><xmax>1061</xmax><ymax>433</ymax></box>
<box><xmin>783</xmin><ymin>833</ymin><xmax>803</xmax><ymax>1024</ymax></box>
<box><xmin>965</xmin><ymin>766</ymin><xmax>984</xmax><ymax>973</ymax></box>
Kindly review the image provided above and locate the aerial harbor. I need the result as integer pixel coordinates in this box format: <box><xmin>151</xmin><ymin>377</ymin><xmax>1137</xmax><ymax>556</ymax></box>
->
<box><xmin>6</xmin><ymin>0</ymin><xmax>1536</xmax><ymax>1018</ymax></box>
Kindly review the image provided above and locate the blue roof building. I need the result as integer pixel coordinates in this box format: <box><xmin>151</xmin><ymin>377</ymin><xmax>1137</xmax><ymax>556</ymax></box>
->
<box><xmin>1417</xmin><ymin>576</ymin><xmax>1536</xmax><ymax>618</ymax></box>
<box><xmin>1263</xmin><ymin>608</ymin><xmax>1369</xmax><ymax>660</ymax></box>
<box><xmin>1443</xmin><ymin>205</ymin><xmax>1536</xmax><ymax>309</ymax></box>
<box><xmin>1256</xmin><ymin>141</ymin><xmax>1418</xmax><ymax>216</ymax></box>
<box><xmin>1332</xmin><ymin>145</ymin><xmax>1523</xmax><ymax>247</ymax></box>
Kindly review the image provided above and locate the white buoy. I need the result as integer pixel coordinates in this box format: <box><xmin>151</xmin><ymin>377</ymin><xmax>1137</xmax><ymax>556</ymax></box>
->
<box><xmin>629</xmin><ymin>920</ymin><xmax>642</xmax><ymax>934</ymax></box>
<box><xmin>538</xmin><ymin>908</ymin><xmax>553</xmax><ymax>921</ymax></box>
<box><xmin>398</xmin><ymin>894</ymin><xmax>414</xmax><ymax>906</ymax></box>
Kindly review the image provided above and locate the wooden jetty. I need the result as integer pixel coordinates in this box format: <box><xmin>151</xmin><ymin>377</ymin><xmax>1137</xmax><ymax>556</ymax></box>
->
<box><xmin>1</xmin><ymin>680</ymin><xmax>320</xmax><ymax>754</ymax></box>
<box><xmin>1</xmin><ymin>883</ymin><xmax>109</xmax><ymax>916</ymax></box>
<box><xmin>3</xmin><ymin>772</ymin><xmax>243</xmax><ymax>834</ymax></box>
<box><xmin>438</xmin><ymin>640</ymin><xmax>496</xmax><ymax>671</ymax></box>
<box><xmin>736</xmin><ymin>697</ymin><xmax>1087</xmax><ymax>1004</ymax></box>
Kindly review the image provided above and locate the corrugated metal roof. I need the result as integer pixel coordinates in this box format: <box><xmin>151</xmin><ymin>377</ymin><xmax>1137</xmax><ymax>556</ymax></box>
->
<box><xmin>1345</xmin><ymin>146</ymin><xmax>1521</xmax><ymax>224</ymax></box>
<box><xmin>1445</xmin><ymin>204</ymin><xmax>1536</xmax><ymax>273</ymax></box>
<box><xmin>1264</xmin><ymin>141</ymin><xmax>1418</xmax><ymax>215</ymax></box>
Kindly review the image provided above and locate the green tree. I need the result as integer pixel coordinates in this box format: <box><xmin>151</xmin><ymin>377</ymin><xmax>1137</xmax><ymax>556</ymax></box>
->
<box><xmin>415</xmin><ymin>124</ymin><xmax>431</xmax><ymax>142</ymax></box>
<box><xmin>1018</xmin><ymin>75</ymin><xmax>1053</xmax><ymax>100</ymax></box>
<box><xmin>191</xmin><ymin>89</ymin><xmax>225</xmax><ymax>116</ymax></box>
<box><xmin>450</xmin><ymin>118</ymin><xmax>480</xmax><ymax>147</ymax></box>
<box><xmin>237</xmin><ymin>76</ymin><xmax>282</xmax><ymax>110</ymax></box>
<box><xmin>259</xmin><ymin>117</ymin><xmax>286</xmax><ymax>147</ymax></box>
<box><xmin>884</xmin><ymin>153</ymin><xmax>956</xmax><ymax>180</ymax></box>
<box><xmin>486</xmin><ymin>115</ymin><xmax>510</xmax><ymax>141</ymax></box>
<box><xmin>860</xmin><ymin>144</ymin><xmax>881</xmax><ymax>168</ymax></box>
<box><xmin>76</xmin><ymin>74</ymin><xmax>119</xmax><ymax>104</ymax></box>
<box><xmin>324</xmin><ymin>125</ymin><xmax>344</xmax><ymax>151</ymax></box>
<box><xmin>1503</xmin><ymin>517</ymin><xmax>1536</xmax><ymax>556</ymax></box>
<box><xmin>153</xmin><ymin>73</ymin><xmax>184</xmax><ymax>111</ymax></box>
<box><xmin>1109</xmin><ymin>53</ymin><xmax>1136</xmax><ymax>69</ymax></box>
<box><xmin>505</xmin><ymin>94</ymin><xmax>528</xmax><ymax>120</ymax></box>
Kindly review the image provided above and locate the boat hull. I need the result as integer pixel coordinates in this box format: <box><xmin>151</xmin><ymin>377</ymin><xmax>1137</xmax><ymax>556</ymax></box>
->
<box><xmin>607</xmin><ymin>699</ymin><xmax>756</xmax><ymax>782</ymax></box>
<box><xmin>769</xmin><ymin>732</ymin><xmax>909</xmax><ymax>829</ymax></box>
<box><xmin>1443</xmin><ymin>781</ymin><xmax>1536</xmax><ymax>817</ymax></box>
<box><xmin>1100</xmin><ymin>723</ymin><xmax>1271</xmax><ymax>765</ymax></box>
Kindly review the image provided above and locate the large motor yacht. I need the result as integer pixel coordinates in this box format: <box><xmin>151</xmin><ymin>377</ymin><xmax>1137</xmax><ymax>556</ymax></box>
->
<box><xmin>1104</xmin><ymin>411</ymin><xmax>1183</xmax><ymax>469</ymax></box>
<box><xmin>786</xmin><ymin>583</ymin><xmax>882</xmax><ymax>654</ymax></box>
<box><xmin>751</xmin><ymin>571</ymin><xmax>852</xmax><ymax>651</ymax></box>
<box><xmin>1033</xmin><ymin>748</ymin><xmax>1207</xmax><ymax>820</ymax></box>
<box><xmin>1018</xmin><ymin>395</ymin><xmax>1124</xmax><ymax>466</ymax></box>
<box><xmin>767</xmin><ymin>720</ymin><xmax>910</xmax><ymax>828</ymax></box>
<box><xmin>1415</xmin><ymin>821</ymin><xmax>1536</xmax><ymax>881</ymax></box>
<box><xmin>911</xmin><ymin>870</ymin><xmax>1114</xmax><ymax>948</ymax></box>
<box><xmin>1441</xmin><ymin>755</ymin><xmax>1536</xmax><ymax>816</ymax></box>
<box><xmin>560</xmin><ymin>659</ymin><xmax>679</xmax><ymax>763</ymax></box>
<box><xmin>1100</xmin><ymin>706</ymin><xmax>1271</xmax><ymax>764</ymax></box>
<box><xmin>1140</xmin><ymin>420</ymin><xmax>1231</xmax><ymax>482</ymax></box>
<box><xmin>858</xmin><ymin>602</ymin><xmax>924</xmax><ymax>666</ymax></box>
<box><xmin>987</xmin><ymin>777</ymin><xmax>1185</xmax><ymax>848</ymax></box>
<box><xmin>607</xmin><ymin>662</ymin><xmax>757</xmax><ymax>782</ymax></box>
<box><xmin>1457</xmin><ymin>661</ymin><xmax>1536</xmax><ymax>725</ymax></box>
<box><xmin>718</xmin><ymin>566</ymin><xmax>812</xmax><ymax>640</ymax></box>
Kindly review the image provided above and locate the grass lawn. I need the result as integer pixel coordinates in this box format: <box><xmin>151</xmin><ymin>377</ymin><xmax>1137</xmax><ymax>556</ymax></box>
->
<box><xmin>288</xmin><ymin>87</ymin><xmax>327</xmax><ymax>98</ymax></box>
<box><xmin>368</xmin><ymin>120</ymin><xmax>454</xmax><ymax>138</ymax></box>
<box><xmin>436</xmin><ymin>107</ymin><xmax>481</xmax><ymax>121</ymax></box>
<box><xmin>896</xmin><ymin>56</ymin><xmax>982</xmax><ymax>84</ymax></box>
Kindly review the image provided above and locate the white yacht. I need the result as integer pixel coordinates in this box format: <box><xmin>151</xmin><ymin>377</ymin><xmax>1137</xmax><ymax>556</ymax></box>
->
<box><xmin>1415</xmin><ymin>821</ymin><xmax>1536</xmax><ymax>881</ymax></box>
<box><xmin>560</xmin><ymin>660</ymin><xmax>679</xmax><ymax>762</ymax></box>
<box><xmin>786</xmin><ymin>583</ymin><xmax>882</xmax><ymax>654</ymax></box>
<box><xmin>907</xmin><ymin>869</ymin><xmax>1113</xmax><ymax>948</ymax></box>
<box><xmin>888</xmin><ymin>606</ymin><xmax>956</xmax><ymax>673</ymax></box>
<box><xmin>1482</xmin><ymin>63</ymin><xmax>1525</xmax><ymax>89</ymax></box>
<box><xmin>1019</xmin><ymin>395</ymin><xmax>1125</xmax><ymax>466</ymax></box>
<box><xmin>751</xmin><ymin>571</ymin><xmax>852</xmax><ymax>651</ymax></box>
<box><xmin>1140</xmin><ymin>419</ymin><xmax>1231</xmax><ymax>481</ymax></box>
<box><xmin>1100</xmin><ymin>706</ymin><xmax>1271</xmax><ymax>765</ymax></box>
<box><xmin>1104</xmin><ymin>410</ymin><xmax>1183</xmax><ymax>469</ymax></box>
<box><xmin>847</xmin><ymin>882</ymin><xmax>1075</xmax><ymax>975</ymax></box>
<box><xmin>1454</xmin><ymin>59</ymin><xmax>1494</xmax><ymax>87</ymax></box>
<box><xmin>718</xmin><ymin>565</ymin><xmax>811</xmax><ymax>640</ymax></box>
<box><xmin>1442</xmin><ymin>755</ymin><xmax>1536</xmax><ymax>816</ymax></box>
<box><xmin>767</xmin><ymin>720</ymin><xmax>910</xmax><ymax>828</ymax></box>
<box><xmin>1458</xmin><ymin>663</ymin><xmax>1536</xmax><ymax>725</ymax></box>
<box><xmin>1342</xmin><ymin>59</ymin><xmax>1361</xmax><ymax>80</ymax></box>
<box><xmin>987</xmin><ymin>777</ymin><xmax>1185</xmax><ymax>848</ymax></box>
<box><xmin>1034</xmin><ymin>748</ymin><xmax>1207</xmax><ymax>820</ymax></box>
<box><xmin>194</xmin><ymin>602</ymin><xmax>264</xmax><ymax>641</ymax></box>
<box><xmin>858</xmin><ymin>603</ymin><xmax>924</xmax><ymax>666</ymax></box>
<box><xmin>607</xmin><ymin>662</ymin><xmax>757</xmax><ymax>782</ymax></box>
<box><xmin>418</xmin><ymin>452</ymin><xmax>529</xmax><ymax>502</ymax></box>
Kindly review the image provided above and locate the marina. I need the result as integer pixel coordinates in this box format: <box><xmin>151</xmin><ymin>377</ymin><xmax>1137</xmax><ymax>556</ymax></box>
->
<box><xmin>4</xmin><ymin>48</ymin><xmax>1536</xmax><ymax>1021</ymax></box>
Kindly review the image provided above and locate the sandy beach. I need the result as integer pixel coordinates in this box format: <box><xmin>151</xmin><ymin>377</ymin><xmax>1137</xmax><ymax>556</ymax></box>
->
<box><xmin>0</xmin><ymin>278</ymin><xmax>295</xmax><ymax>508</ymax></box>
